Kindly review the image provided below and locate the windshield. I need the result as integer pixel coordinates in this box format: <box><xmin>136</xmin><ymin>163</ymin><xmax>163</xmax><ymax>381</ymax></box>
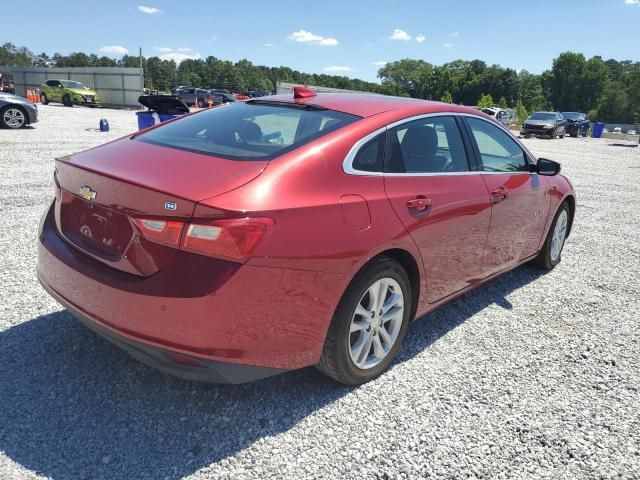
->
<box><xmin>61</xmin><ymin>81</ymin><xmax>86</xmax><ymax>89</ymax></box>
<box><xmin>529</xmin><ymin>113</ymin><xmax>556</xmax><ymax>121</ymax></box>
<box><xmin>562</xmin><ymin>112</ymin><xmax>582</xmax><ymax>120</ymax></box>
<box><xmin>136</xmin><ymin>101</ymin><xmax>361</xmax><ymax>160</ymax></box>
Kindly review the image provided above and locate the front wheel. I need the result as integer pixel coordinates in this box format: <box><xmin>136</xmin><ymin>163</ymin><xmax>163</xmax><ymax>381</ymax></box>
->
<box><xmin>62</xmin><ymin>94</ymin><xmax>73</xmax><ymax>107</ymax></box>
<box><xmin>549</xmin><ymin>129</ymin><xmax>556</xmax><ymax>139</ymax></box>
<box><xmin>533</xmin><ymin>202</ymin><xmax>570</xmax><ymax>270</ymax></box>
<box><xmin>1</xmin><ymin>106</ymin><xmax>27</xmax><ymax>128</ymax></box>
<box><xmin>40</xmin><ymin>93</ymin><xmax>49</xmax><ymax>105</ymax></box>
<box><xmin>317</xmin><ymin>257</ymin><xmax>412</xmax><ymax>385</ymax></box>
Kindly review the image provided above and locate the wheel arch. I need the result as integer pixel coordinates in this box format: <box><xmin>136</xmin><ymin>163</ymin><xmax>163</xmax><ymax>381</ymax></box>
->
<box><xmin>362</xmin><ymin>248</ymin><xmax>421</xmax><ymax>322</ymax></box>
<box><xmin>563</xmin><ymin>194</ymin><xmax>576</xmax><ymax>238</ymax></box>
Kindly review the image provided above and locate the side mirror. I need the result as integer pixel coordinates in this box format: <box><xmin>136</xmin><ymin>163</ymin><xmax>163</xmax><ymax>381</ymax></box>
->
<box><xmin>536</xmin><ymin>158</ymin><xmax>561</xmax><ymax>176</ymax></box>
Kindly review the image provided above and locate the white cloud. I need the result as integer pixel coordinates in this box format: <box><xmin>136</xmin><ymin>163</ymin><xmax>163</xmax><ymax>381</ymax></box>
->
<box><xmin>323</xmin><ymin>65</ymin><xmax>353</xmax><ymax>72</ymax></box>
<box><xmin>416</xmin><ymin>34</ymin><xmax>426</xmax><ymax>43</ymax></box>
<box><xmin>287</xmin><ymin>30</ymin><xmax>339</xmax><ymax>46</ymax></box>
<box><xmin>389</xmin><ymin>29</ymin><xmax>411</xmax><ymax>41</ymax></box>
<box><xmin>138</xmin><ymin>5</ymin><xmax>161</xmax><ymax>14</ymax></box>
<box><xmin>154</xmin><ymin>48</ymin><xmax>201</xmax><ymax>63</ymax></box>
<box><xmin>449</xmin><ymin>32</ymin><xmax>460</xmax><ymax>37</ymax></box>
<box><xmin>99</xmin><ymin>45</ymin><xmax>129</xmax><ymax>55</ymax></box>
<box><xmin>443</xmin><ymin>43</ymin><xmax>454</xmax><ymax>48</ymax></box>
<box><xmin>624</xmin><ymin>0</ymin><xmax>639</xmax><ymax>4</ymax></box>
<box><xmin>264</xmin><ymin>43</ymin><xmax>274</xmax><ymax>47</ymax></box>
<box><xmin>371</xmin><ymin>61</ymin><xmax>388</xmax><ymax>66</ymax></box>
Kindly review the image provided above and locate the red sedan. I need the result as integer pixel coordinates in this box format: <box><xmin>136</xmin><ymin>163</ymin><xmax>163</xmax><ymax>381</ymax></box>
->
<box><xmin>37</xmin><ymin>87</ymin><xmax>575</xmax><ymax>385</ymax></box>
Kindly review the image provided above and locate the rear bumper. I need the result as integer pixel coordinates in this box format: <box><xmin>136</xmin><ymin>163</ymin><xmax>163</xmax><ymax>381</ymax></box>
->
<box><xmin>38</xmin><ymin>279</ymin><xmax>284</xmax><ymax>383</ymax></box>
<box><xmin>37</xmin><ymin>202</ymin><xmax>346</xmax><ymax>380</ymax></box>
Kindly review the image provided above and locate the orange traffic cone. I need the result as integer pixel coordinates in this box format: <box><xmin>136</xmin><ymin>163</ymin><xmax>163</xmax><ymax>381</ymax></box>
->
<box><xmin>34</xmin><ymin>89</ymin><xmax>40</xmax><ymax>103</ymax></box>
<box><xmin>207</xmin><ymin>96</ymin><xmax>212</xmax><ymax>108</ymax></box>
<box><xmin>30</xmin><ymin>88</ymin><xmax>36</xmax><ymax>103</ymax></box>
<box><xmin>25</xmin><ymin>88</ymin><xmax>31</xmax><ymax>101</ymax></box>
<box><xmin>194</xmin><ymin>96</ymin><xmax>199</xmax><ymax>109</ymax></box>
<box><xmin>30</xmin><ymin>88</ymin><xmax>35</xmax><ymax>102</ymax></box>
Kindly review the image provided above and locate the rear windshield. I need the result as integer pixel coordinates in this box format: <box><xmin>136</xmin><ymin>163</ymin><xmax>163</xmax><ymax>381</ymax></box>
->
<box><xmin>562</xmin><ymin>112</ymin><xmax>581</xmax><ymax>120</ymax></box>
<box><xmin>136</xmin><ymin>102</ymin><xmax>361</xmax><ymax>160</ymax></box>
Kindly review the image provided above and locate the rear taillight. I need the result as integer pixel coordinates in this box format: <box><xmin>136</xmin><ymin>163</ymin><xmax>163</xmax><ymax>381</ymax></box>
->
<box><xmin>133</xmin><ymin>218</ymin><xmax>184</xmax><ymax>247</ymax></box>
<box><xmin>132</xmin><ymin>216</ymin><xmax>273</xmax><ymax>261</ymax></box>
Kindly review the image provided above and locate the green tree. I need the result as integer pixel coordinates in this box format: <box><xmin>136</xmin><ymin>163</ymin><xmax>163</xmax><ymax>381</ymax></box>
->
<box><xmin>477</xmin><ymin>93</ymin><xmax>494</xmax><ymax>109</ymax></box>
<box><xmin>498</xmin><ymin>96</ymin><xmax>508</xmax><ymax>108</ymax></box>
<box><xmin>440</xmin><ymin>91</ymin><xmax>453</xmax><ymax>103</ymax></box>
<box><xmin>516</xmin><ymin>100</ymin><xmax>529</xmax><ymax>125</ymax></box>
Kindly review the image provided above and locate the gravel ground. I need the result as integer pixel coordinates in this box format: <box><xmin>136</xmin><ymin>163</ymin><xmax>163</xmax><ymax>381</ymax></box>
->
<box><xmin>1</xmin><ymin>105</ymin><xmax>639</xmax><ymax>480</ymax></box>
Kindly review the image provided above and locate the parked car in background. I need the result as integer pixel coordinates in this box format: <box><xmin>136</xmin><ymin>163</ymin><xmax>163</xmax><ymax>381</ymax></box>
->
<box><xmin>246</xmin><ymin>90</ymin><xmax>270</xmax><ymax>98</ymax></box>
<box><xmin>627</xmin><ymin>129</ymin><xmax>637</xmax><ymax>135</ymax></box>
<box><xmin>481</xmin><ymin>107</ymin><xmax>512</xmax><ymax>126</ymax></box>
<box><xmin>613</xmin><ymin>127</ymin><xmax>622</xmax><ymax>133</ymax></box>
<box><xmin>208</xmin><ymin>88</ymin><xmax>228</xmax><ymax>96</ymax></box>
<box><xmin>233</xmin><ymin>92</ymin><xmax>250</xmax><ymax>100</ymax></box>
<box><xmin>40</xmin><ymin>79</ymin><xmax>100</xmax><ymax>107</ymax></box>
<box><xmin>176</xmin><ymin>88</ymin><xmax>212</xmax><ymax>108</ymax></box>
<box><xmin>0</xmin><ymin>92</ymin><xmax>38</xmax><ymax>128</ymax></box>
<box><xmin>171</xmin><ymin>85</ymin><xmax>189</xmax><ymax>95</ymax></box>
<box><xmin>212</xmin><ymin>92</ymin><xmax>237</xmax><ymax>105</ymax></box>
<box><xmin>37</xmin><ymin>88</ymin><xmax>575</xmax><ymax>385</ymax></box>
<box><xmin>0</xmin><ymin>72</ymin><xmax>16</xmax><ymax>94</ymax></box>
<box><xmin>521</xmin><ymin>112</ymin><xmax>567</xmax><ymax>139</ymax></box>
<box><xmin>562</xmin><ymin>112</ymin><xmax>590</xmax><ymax>137</ymax></box>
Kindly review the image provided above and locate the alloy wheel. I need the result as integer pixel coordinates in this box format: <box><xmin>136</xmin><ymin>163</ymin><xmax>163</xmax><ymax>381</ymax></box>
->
<box><xmin>348</xmin><ymin>277</ymin><xmax>404</xmax><ymax>370</ymax></box>
<box><xmin>551</xmin><ymin>210</ymin><xmax>568</xmax><ymax>261</ymax></box>
<box><xmin>3</xmin><ymin>108</ymin><xmax>25</xmax><ymax>128</ymax></box>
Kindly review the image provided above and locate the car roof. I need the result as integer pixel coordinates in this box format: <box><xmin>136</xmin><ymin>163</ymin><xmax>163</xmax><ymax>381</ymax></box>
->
<box><xmin>255</xmin><ymin>92</ymin><xmax>482</xmax><ymax>118</ymax></box>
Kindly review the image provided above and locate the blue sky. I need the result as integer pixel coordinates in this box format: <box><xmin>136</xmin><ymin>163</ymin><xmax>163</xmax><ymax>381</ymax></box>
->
<box><xmin>4</xmin><ymin>0</ymin><xmax>640</xmax><ymax>82</ymax></box>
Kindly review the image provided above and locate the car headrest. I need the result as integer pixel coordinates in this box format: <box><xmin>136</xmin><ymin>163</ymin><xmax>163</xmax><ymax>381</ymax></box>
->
<box><xmin>401</xmin><ymin>124</ymin><xmax>438</xmax><ymax>157</ymax></box>
<box><xmin>235</xmin><ymin>120</ymin><xmax>262</xmax><ymax>142</ymax></box>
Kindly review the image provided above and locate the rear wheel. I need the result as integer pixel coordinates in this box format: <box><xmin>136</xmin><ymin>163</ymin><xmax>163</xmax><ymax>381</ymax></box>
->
<box><xmin>0</xmin><ymin>106</ymin><xmax>27</xmax><ymax>128</ymax></box>
<box><xmin>63</xmin><ymin>94</ymin><xmax>73</xmax><ymax>107</ymax></box>
<box><xmin>533</xmin><ymin>202</ymin><xmax>570</xmax><ymax>270</ymax></box>
<box><xmin>549</xmin><ymin>129</ymin><xmax>556</xmax><ymax>139</ymax></box>
<box><xmin>317</xmin><ymin>257</ymin><xmax>412</xmax><ymax>385</ymax></box>
<box><xmin>40</xmin><ymin>93</ymin><xmax>49</xmax><ymax>105</ymax></box>
<box><xmin>197</xmin><ymin>98</ymin><xmax>205</xmax><ymax>108</ymax></box>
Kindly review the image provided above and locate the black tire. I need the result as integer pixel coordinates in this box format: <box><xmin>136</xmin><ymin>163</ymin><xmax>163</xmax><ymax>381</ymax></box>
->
<box><xmin>198</xmin><ymin>98</ymin><xmax>205</xmax><ymax>108</ymax></box>
<box><xmin>549</xmin><ymin>129</ymin><xmax>556</xmax><ymax>139</ymax></box>
<box><xmin>559</xmin><ymin>132</ymin><xmax>565</xmax><ymax>138</ymax></box>
<box><xmin>570</xmin><ymin>133</ymin><xmax>578</xmax><ymax>138</ymax></box>
<box><xmin>533</xmin><ymin>202</ymin><xmax>570</xmax><ymax>270</ymax></box>
<box><xmin>0</xmin><ymin>105</ymin><xmax>27</xmax><ymax>129</ymax></box>
<box><xmin>317</xmin><ymin>257</ymin><xmax>412</xmax><ymax>385</ymax></box>
<box><xmin>62</xmin><ymin>94</ymin><xmax>73</xmax><ymax>107</ymax></box>
<box><xmin>40</xmin><ymin>93</ymin><xmax>49</xmax><ymax>105</ymax></box>
<box><xmin>524</xmin><ymin>134</ymin><xmax>532</xmax><ymax>139</ymax></box>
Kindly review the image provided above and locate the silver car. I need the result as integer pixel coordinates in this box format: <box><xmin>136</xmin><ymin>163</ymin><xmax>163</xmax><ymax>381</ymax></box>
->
<box><xmin>0</xmin><ymin>92</ymin><xmax>38</xmax><ymax>129</ymax></box>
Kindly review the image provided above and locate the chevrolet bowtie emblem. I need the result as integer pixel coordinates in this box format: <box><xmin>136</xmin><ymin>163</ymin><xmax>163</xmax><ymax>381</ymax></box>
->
<box><xmin>79</xmin><ymin>185</ymin><xmax>97</xmax><ymax>201</ymax></box>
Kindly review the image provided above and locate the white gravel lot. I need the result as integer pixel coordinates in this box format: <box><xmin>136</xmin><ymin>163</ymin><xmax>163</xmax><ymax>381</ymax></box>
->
<box><xmin>1</xmin><ymin>105</ymin><xmax>639</xmax><ymax>480</ymax></box>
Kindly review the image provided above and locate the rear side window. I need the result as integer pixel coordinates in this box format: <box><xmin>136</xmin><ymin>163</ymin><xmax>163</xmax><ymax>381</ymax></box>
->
<box><xmin>386</xmin><ymin>115</ymin><xmax>470</xmax><ymax>173</ymax></box>
<box><xmin>466</xmin><ymin>117</ymin><xmax>528</xmax><ymax>172</ymax></box>
<box><xmin>353</xmin><ymin>134</ymin><xmax>385</xmax><ymax>172</ymax></box>
<box><xmin>137</xmin><ymin>102</ymin><xmax>360</xmax><ymax>160</ymax></box>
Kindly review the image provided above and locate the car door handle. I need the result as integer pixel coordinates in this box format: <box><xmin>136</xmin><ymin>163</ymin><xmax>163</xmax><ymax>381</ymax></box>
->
<box><xmin>491</xmin><ymin>187</ymin><xmax>510</xmax><ymax>200</ymax></box>
<box><xmin>407</xmin><ymin>196</ymin><xmax>432</xmax><ymax>211</ymax></box>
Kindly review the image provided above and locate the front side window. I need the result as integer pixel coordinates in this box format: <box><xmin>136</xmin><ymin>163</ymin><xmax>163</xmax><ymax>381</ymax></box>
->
<box><xmin>466</xmin><ymin>117</ymin><xmax>528</xmax><ymax>172</ymax></box>
<box><xmin>386</xmin><ymin>115</ymin><xmax>470</xmax><ymax>173</ymax></box>
<box><xmin>61</xmin><ymin>81</ymin><xmax>85</xmax><ymax>89</ymax></box>
<box><xmin>137</xmin><ymin>101</ymin><xmax>360</xmax><ymax>160</ymax></box>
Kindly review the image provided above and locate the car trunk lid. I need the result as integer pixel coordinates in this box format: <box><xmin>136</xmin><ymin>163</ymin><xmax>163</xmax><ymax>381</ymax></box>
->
<box><xmin>54</xmin><ymin>137</ymin><xmax>268</xmax><ymax>276</ymax></box>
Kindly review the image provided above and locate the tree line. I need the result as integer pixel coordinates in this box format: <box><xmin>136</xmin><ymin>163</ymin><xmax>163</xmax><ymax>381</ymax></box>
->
<box><xmin>1</xmin><ymin>42</ymin><xmax>638</xmax><ymax>124</ymax></box>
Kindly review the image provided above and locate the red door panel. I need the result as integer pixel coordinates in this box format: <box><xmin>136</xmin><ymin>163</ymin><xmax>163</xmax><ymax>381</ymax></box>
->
<box><xmin>480</xmin><ymin>173</ymin><xmax>549</xmax><ymax>275</ymax></box>
<box><xmin>385</xmin><ymin>175</ymin><xmax>492</xmax><ymax>303</ymax></box>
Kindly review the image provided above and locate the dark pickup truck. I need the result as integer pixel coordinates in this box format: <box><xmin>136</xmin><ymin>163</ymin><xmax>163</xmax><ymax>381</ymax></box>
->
<box><xmin>562</xmin><ymin>112</ymin><xmax>590</xmax><ymax>137</ymax></box>
<box><xmin>521</xmin><ymin>112</ymin><xmax>567</xmax><ymax>139</ymax></box>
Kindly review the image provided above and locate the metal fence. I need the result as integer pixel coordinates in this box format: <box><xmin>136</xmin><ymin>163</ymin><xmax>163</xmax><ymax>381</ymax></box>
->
<box><xmin>0</xmin><ymin>66</ymin><xmax>144</xmax><ymax>108</ymax></box>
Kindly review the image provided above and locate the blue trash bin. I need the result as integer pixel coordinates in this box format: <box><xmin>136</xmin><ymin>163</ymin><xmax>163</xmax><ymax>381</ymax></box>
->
<box><xmin>592</xmin><ymin>122</ymin><xmax>605</xmax><ymax>138</ymax></box>
<box><xmin>137</xmin><ymin>95</ymin><xmax>190</xmax><ymax>130</ymax></box>
<box><xmin>136</xmin><ymin>111</ymin><xmax>156</xmax><ymax>130</ymax></box>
